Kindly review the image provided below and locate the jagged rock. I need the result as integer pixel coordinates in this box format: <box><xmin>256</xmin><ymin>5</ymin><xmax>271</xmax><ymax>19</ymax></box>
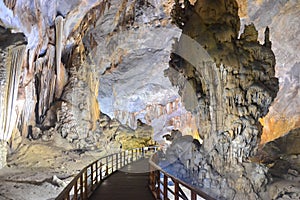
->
<box><xmin>268</xmin><ymin>180</ymin><xmax>300</xmax><ymax>200</ymax></box>
<box><xmin>237</xmin><ymin>0</ymin><xmax>300</xmax><ymax>143</ymax></box>
<box><xmin>260</xmin><ymin>128</ymin><xmax>300</xmax><ymax>162</ymax></box>
<box><xmin>166</xmin><ymin>0</ymin><xmax>279</xmax><ymax>198</ymax></box>
<box><xmin>0</xmin><ymin>1</ymin><xmax>298</xmax><ymax>199</ymax></box>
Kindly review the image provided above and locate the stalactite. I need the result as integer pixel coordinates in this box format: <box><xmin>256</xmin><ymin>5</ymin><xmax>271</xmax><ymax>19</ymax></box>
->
<box><xmin>55</xmin><ymin>15</ymin><xmax>65</xmax><ymax>98</ymax></box>
<box><xmin>35</xmin><ymin>45</ymin><xmax>56</xmax><ymax>124</ymax></box>
<box><xmin>3</xmin><ymin>0</ymin><xmax>16</xmax><ymax>10</ymax></box>
<box><xmin>0</xmin><ymin>32</ymin><xmax>26</xmax><ymax>169</ymax></box>
<box><xmin>0</xmin><ymin>45</ymin><xmax>26</xmax><ymax>141</ymax></box>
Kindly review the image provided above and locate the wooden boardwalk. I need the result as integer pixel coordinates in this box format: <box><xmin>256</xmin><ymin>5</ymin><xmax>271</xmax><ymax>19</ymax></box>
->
<box><xmin>89</xmin><ymin>158</ymin><xmax>155</xmax><ymax>200</ymax></box>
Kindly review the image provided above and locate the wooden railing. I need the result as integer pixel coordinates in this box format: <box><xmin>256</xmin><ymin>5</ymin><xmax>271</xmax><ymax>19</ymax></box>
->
<box><xmin>149</xmin><ymin>153</ymin><xmax>216</xmax><ymax>200</ymax></box>
<box><xmin>56</xmin><ymin>146</ymin><xmax>158</xmax><ymax>200</ymax></box>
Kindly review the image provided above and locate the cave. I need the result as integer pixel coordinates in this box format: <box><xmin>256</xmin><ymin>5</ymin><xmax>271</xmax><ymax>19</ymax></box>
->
<box><xmin>0</xmin><ymin>0</ymin><xmax>299</xmax><ymax>199</ymax></box>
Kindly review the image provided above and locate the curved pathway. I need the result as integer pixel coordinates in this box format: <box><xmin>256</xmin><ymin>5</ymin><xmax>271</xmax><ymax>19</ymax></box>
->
<box><xmin>89</xmin><ymin>158</ymin><xmax>154</xmax><ymax>200</ymax></box>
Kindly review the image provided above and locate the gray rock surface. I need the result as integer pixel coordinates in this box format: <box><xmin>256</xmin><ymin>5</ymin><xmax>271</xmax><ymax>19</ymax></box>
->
<box><xmin>89</xmin><ymin>0</ymin><xmax>181</xmax><ymax>120</ymax></box>
<box><xmin>85</xmin><ymin>0</ymin><xmax>199</xmax><ymax>141</ymax></box>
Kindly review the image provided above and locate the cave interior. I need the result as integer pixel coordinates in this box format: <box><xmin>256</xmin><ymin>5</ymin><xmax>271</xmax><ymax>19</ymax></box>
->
<box><xmin>0</xmin><ymin>0</ymin><xmax>299</xmax><ymax>199</ymax></box>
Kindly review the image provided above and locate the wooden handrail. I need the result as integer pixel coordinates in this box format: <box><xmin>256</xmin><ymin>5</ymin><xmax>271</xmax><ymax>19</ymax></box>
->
<box><xmin>149</xmin><ymin>153</ymin><xmax>216</xmax><ymax>200</ymax></box>
<box><xmin>56</xmin><ymin>146</ymin><xmax>158</xmax><ymax>200</ymax></box>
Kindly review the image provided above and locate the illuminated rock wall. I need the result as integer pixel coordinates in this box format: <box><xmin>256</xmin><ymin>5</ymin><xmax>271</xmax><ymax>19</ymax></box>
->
<box><xmin>85</xmin><ymin>0</ymin><xmax>199</xmax><ymax>140</ymax></box>
<box><xmin>0</xmin><ymin>0</ymin><xmax>110</xmax><ymax>148</ymax></box>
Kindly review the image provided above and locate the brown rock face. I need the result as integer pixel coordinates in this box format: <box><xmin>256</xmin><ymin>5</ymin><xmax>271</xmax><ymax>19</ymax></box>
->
<box><xmin>166</xmin><ymin>0</ymin><xmax>278</xmax><ymax>198</ymax></box>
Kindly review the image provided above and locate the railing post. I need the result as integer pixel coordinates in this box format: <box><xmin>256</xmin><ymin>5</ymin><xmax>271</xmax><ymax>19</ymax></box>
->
<box><xmin>123</xmin><ymin>151</ymin><xmax>126</xmax><ymax>166</ymax></box>
<box><xmin>80</xmin><ymin>174</ymin><xmax>84</xmax><ymax>200</ymax></box>
<box><xmin>119</xmin><ymin>152</ymin><xmax>123</xmax><ymax>168</ymax></box>
<box><xmin>106</xmin><ymin>157</ymin><xmax>109</xmax><ymax>176</ymax></box>
<box><xmin>100</xmin><ymin>162</ymin><xmax>103</xmax><ymax>181</ymax></box>
<box><xmin>116</xmin><ymin>153</ymin><xmax>119</xmax><ymax>170</ymax></box>
<box><xmin>74</xmin><ymin>181</ymin><xmax>78</xmax><ymax>200</ymax></box>
<box><xmin>84</xmin><ymin>170</ymin><xmax>88</xmax><ymax>199</ymax></box>
<box><xmin>163</xmin><ymin>174</ymin><xmax>168</xmax><ymax>200</ymax></box>
<box><xmin>112</xmin><ymin>155</ymin><xmax>114</xmax><ymax>172</ymax></box>
<box><xmin>136</xmin><ymin>149</ymin><xmax>138</xmax><ymax>160</ymax></box>
<box><xmin>191</xmin><ymin>190</ymin><xmax>197</xmax><ymax>200</ymax></box>
<box><xmin>156</xmin><ymin>171</ymin><xmax>160</xmax><ymax>199</ymax></box>
<box><xmin>95</xmin><ymin>162</ymin><xmax>98</xmax><ymax>184</ymax></box>
<box><xmin>91</xmin><ymin>164</ymin><xmax>94</xmax><ymax>189</ymax></box>
<box><xmin>175</xmin><ymin>182</ymin><xmax>179</xmax><ymax>200</ymax></box>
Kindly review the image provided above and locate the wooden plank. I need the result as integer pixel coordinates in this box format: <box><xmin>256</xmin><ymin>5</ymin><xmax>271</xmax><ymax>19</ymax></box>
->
<box><xmin>89</xmin><ymin>158</ymin><xmax>155</xmax><ymax>200</ymax></box>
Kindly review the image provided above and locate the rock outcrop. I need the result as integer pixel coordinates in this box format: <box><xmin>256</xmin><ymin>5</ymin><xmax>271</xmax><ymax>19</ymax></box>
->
<box><xmin>256</xmin><ymin>128</ymin><xmax>300</xmax><ymax>200</ymax></box>
<box><xmin>166</xmin><ymin>0</ymin><xmax>279</xmax><ymax>198</ymax></box>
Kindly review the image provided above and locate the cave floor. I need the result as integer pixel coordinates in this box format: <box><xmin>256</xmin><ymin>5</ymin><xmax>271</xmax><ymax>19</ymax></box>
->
<box><xmin>0</xmin><ymin>136</ymin><xmax>108</xmax><ymax>200</ymax></box>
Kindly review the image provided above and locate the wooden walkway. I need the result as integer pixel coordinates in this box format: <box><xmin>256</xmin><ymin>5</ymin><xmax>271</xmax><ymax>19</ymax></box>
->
<box><xmin>89</xmin><ymin>158</ymin><xmax>155</xmax><ymax>200</ymax></box>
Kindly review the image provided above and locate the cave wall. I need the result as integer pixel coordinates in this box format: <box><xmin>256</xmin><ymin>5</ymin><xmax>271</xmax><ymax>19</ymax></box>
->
<box><xmin>85</xmin><ymin>0</ymin><xmax>201</xmax><ymax>141</ymax></box>
<box><xmin>0</xmin><ymin>0</ymin><xmax>112</xmax><ymax>154</ymax></box>
<box><xmin>0</xmin><ymin>0</ymin><xmax>202</xmax><ymax>153</ymax></box>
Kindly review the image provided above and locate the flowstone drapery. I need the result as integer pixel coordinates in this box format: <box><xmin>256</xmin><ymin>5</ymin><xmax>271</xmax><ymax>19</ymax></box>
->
<box><xmin>0</xmin><ymin>27</ymin><xmax>26</xmax><ymax>168</ymax></box>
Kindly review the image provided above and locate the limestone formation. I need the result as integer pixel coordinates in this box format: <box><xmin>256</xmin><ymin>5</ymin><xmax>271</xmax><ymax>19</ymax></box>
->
<box><xmin>166</xmin><ymin>0</ymin><xmax>279</xmax><ymax>198</ymax></box>
<box><xmin>0</xmin><ymin>0</ymin><xmax>298</xmax><ymax>199</ymax></box>
<box><xmin>0</xmin><ymin>27</ymin><xmax>26</xmax><ymax>168</ymax></box>
<box><xmin>87</xmin><ymin>0</ymin><xmax>200</xmax><ymax>141</ymax></box>
<box><xmin>256</xmin><ymin>128</ymin><xmax>300</xmax><ymax>200</ymax></box>
<box><xmin>0</xmin><ymin>0</ymin><xmax>111</xmax><ymax>150</ymax></box>
<box><xmin>236</xmin><ymin>0</ymin><xmax>300</xmax><ymax>143</ymax></box>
